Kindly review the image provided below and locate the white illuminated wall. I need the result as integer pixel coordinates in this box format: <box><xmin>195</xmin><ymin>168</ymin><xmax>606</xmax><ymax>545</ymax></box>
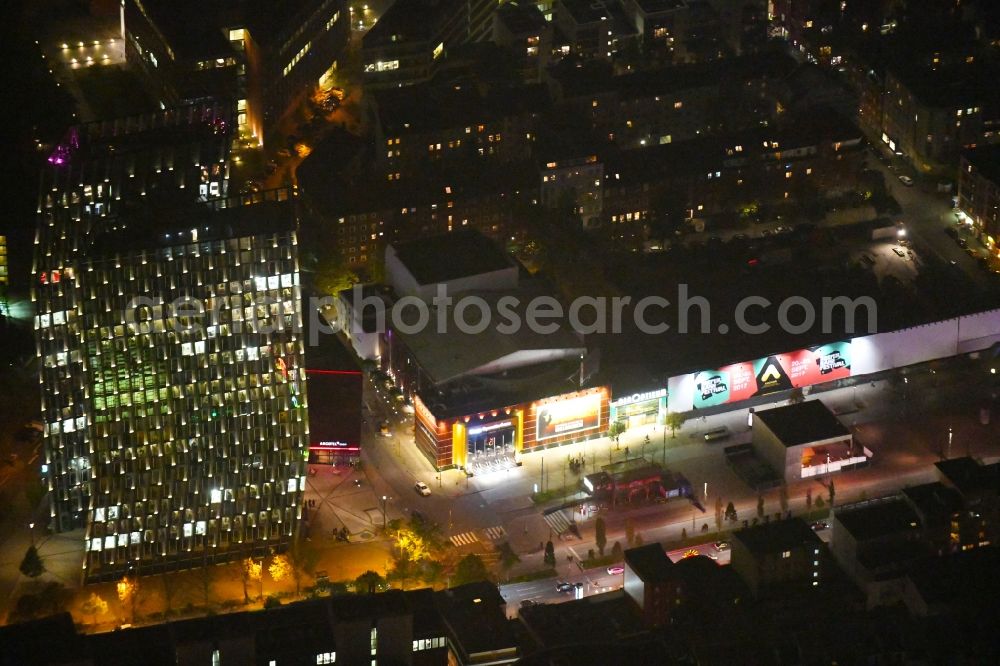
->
<box><xmin>667</xmin><ymin>308</ymin><xmax>1000</xmax><ymax>412</ymax></box>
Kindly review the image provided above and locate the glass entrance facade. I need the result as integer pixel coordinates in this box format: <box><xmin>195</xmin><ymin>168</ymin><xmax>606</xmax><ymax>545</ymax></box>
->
<box><xmin>609</xmin><ymin>389</ymin><xmax>667</xmax><ymax>430</ymax></box>
<box><xmin>466</xmin><ymin>419</ymin><xmax>515</xmax><ymax>473</ymax></box>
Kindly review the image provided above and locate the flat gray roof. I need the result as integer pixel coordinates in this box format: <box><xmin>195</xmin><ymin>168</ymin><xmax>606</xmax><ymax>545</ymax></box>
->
<box><xmin>755</xmin><ymin>400</ymin><xmax>850</xmax><ymax>447</ymax></box>
<box><xmin>397</xmin><ymin>285</ymin><xmax>584</xmax><ymax>385</ymax></box>
<box><xmin>391</xmin><ymin>229</ymin><xmax>514</xmax><ymax>285</ymax></box>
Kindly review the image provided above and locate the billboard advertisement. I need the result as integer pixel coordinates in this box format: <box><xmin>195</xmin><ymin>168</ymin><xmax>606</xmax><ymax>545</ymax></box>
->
<box><xmin>693</xmin><ymin>341</ymin><xmax>851</xmax><ymax>408</ymax></box>
<box><xmin>536</xmin><ymin>393</ymin><xmax>602</xmax><ymax>440</ymax></box>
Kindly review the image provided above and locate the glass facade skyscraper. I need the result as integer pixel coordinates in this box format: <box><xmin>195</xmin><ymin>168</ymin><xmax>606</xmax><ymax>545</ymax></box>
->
<box><xmin>34</xmin><ymin>103</ymin><xmax>308</xmax><ymax>581</ymax></box>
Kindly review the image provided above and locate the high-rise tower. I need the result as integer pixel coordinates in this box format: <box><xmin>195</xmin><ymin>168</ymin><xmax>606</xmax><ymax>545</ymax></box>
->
<box><xmin>34</xmin><ymin>103</ymin><xmax>307</xmax><ymax>581</ymax></box>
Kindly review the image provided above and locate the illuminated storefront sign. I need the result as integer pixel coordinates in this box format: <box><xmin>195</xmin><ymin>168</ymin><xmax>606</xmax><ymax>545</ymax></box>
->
<box><xmin>536</xmin><ymin>393</ymin><xmax>601</xmax><ymax>440</ymax></box>
<box><xmin>693</xmin><ymin>341</ymin><xmax>852</xmax><ymax>408</ymax></box>
<box><xmin>468</xmin><ymin>419</ymin><xmax>515</xmax><ymax>436</ymax></box>
<box><xmin>610</xmin><ymin>388</ymin><xmax>666</xmax><ymax>407</ymax></box>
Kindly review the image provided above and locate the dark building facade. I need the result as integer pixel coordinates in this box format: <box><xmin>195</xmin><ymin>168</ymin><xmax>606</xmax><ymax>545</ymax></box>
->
<box><xmin>730</xmin><ymin>518</ymin><xmax>825</xmax><ymax>597</ymax></box>
<box><xmin>958</xmin><ymin>145</ymin><xmax>1000</xmax><ymax>255</ymax></box>
<box><xmin>124</xmin><ymin>0</ymin><xmax>349</xmax><ymax>146</ymax></box>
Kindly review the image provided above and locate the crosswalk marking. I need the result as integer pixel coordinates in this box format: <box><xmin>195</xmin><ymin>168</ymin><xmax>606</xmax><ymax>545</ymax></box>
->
<box><xmin>450</xmin><ymin>531</ymin><xmax>480</xmax><ymax>547</ymax></box>
<box><xmin>543</xmin><ymin>510</ymin><xmax>572</xmax><ymax>535</ymax></box>
<box><xmin>483</xmin><ymin>526</ymin><xmax>506</xmax><ymax>541</ymax></box>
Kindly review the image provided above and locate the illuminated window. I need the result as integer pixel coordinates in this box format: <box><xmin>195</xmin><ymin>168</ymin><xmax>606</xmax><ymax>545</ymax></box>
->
<box><xmin>316</xmin><ymin>652</ymin><xmax>336</xmax><ymax>664</ymax></box>
<box><xmin>781</xmin><ymin>550</ymin><xmax>791</xmax><ymax>559</ymax></box>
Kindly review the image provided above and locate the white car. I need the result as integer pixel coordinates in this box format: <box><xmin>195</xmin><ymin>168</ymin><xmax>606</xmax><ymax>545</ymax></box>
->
<box><xmin>414</xmin><ymin>481</ymin><xmax>431</xmax><ymax>496</ymax></box>
<box><xmin>898</xmin><ymin>175</ymin><xmax>914</xmax><ymax>186</ymax></box>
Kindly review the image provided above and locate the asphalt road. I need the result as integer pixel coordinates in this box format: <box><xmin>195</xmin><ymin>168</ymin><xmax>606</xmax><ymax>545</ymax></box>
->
<box><xmin>499</xmin><ymin>563</ymin><xmax>624</xmax><ymax>617</ymax></box>
<box><xmin>870</xmin><ymin>148</ymin><xmax>994</xmax><ymax>292</ymax></box>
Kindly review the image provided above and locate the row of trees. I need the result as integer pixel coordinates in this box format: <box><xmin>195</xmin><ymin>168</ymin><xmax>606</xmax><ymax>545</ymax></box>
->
<box><xmin>607</xmin><ymin>413</ymin><xmax>689</xmax><ymax>450</ymax></box>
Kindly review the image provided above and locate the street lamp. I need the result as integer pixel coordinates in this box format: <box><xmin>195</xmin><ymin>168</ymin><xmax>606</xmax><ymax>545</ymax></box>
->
<box><xmin>380</xmin><ymin>495</ymin><xmax>389</xmax><ymax>529</ymax></box>
<box><xmin>28</xmin><ymin>522</ymin><xmax>35</xmax><ymax>548</ymax></box>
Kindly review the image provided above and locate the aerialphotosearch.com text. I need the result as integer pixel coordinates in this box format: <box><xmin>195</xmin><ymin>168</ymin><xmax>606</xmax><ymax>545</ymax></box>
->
<box><xmin>126</xmin><ymin>284</ymin><xmax>877</xmax><ymax>343</ymax></box>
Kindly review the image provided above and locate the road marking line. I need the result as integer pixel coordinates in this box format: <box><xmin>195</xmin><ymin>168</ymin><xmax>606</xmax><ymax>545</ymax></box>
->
<box><xmin>450</xmin><ymin>531</ymin><xmax>479</xmax><ymax>546</ymax></box>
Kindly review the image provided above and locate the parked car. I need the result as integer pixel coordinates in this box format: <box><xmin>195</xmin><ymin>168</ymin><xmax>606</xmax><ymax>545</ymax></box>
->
<box><xmin>811</xmin><ymin>521</ymin><xmax>829</xmax><ymax>531</ymax></box>
<box><xmin>378</xmin><ymin>421</ymin><xmax>391</xmax><ymax>437</ymax></box>
<box><xmin>713</xmin><ymin>541</ymin><xmax>731</xmax><ymax>551</ymax></box>
<box><xmin>414</xmin><ymin>481</ymin><xmax>431</xmax><ymax>496</ymax></box>
<box><xmin>898</xmin><ymin>175</ymin><xmax>914</xmax><ymax>186</ymax></box>
<box><xmin>958</xmin><ymin>238</ymin><xmax>968</xmax><ymax>248</ymax></box>
<box><xmin>520</xmin><ymin>599</ymin><xmax>538</xmax><ymax>609</ymax></box>
<box><xmin>555</xmin><ymin>581</ymin><xmax>574</xmax><ymax>593</ymax></box>
<box><xmin>606</xmin><ymin>565</ymin><xmax>625</xmax><ymax>575</ymax></box>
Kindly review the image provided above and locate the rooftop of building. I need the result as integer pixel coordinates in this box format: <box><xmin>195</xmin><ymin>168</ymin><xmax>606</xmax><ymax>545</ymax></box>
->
<box><xmin>97</xmin><ymin>189</ymin><xmax>297</xmax><ymax>256</ymax></box>
<box><xmin>391</xmin><ymin>228</ymin><xmax>516</xmax><ymax>285</ymax></box>
<box><xmin>900</xmin><ymin>482</ymin><xmax>964</xmax><ymax>521</ymax></box>
<box><xmin>670</xmin><ymin>554</ymin><xmax>746</xmax><ymax>600</ymax></box>
<box><xmin>299</xmin><ymin>142</ymin><xmax>536</xmax><ymax>218</ymax></box>
<box><xmin>398</xmin><ymin>284</ymin><xmax>585</xmax><ymax>386</ymax></box>
<box><xmin>518</xmin><ymin>590</ymin><xmax>647</xmax><ymax>649</ymax></box>
<box><xmin>126</xmin><ymin>0</ymin><xmax>234</xmax><ymax>59</ymax></box>
<box><xmin>131</xmin><ymin>0</ymin><xmax>329</xmax><ymax>57</ymax></box>
<box><xmin>436</xmin><ymin>582</ymin><xmax>518</xmax><ymax>659</ymax></box>
<box><xmin>624</xmin><ymin>542</ymin><xmax>674</xmax><ymax>582</ymax></box>
<box><xmin>733</xmin><ymin>518</ymin><xmax>822</xmax><ymax>555</ymax></box>
<box><xmin>905</xmin><ymin>545</ymin><xmax>1000</xmax><ymax>609</ymax></box>
<box><xmin>416</xmin><ymin>358</ymin><xmax>593</xmax><ymax>419</ymax></box>
<box><xmin>0</xmin><ymin>587</ymin><xmax>466</xmax><ymax>664</ymax></box>
<box><xmin>558</xmin><ymin>0</ymin><xmax>637</xmax><ymax>34</ymax></box>
<box><xmin>551</xmin><ymin>50</ymin><xmax>796</xmax><ymax>100</ymax></box>
<box><xmin>496</xmin><ymin>1</ymin><xmax>550</xmax><ymax>36</ymax></box>
<box><xmin>888</xmin><ymin>61</ymin><xmax>994</xmax><ymax>110</ymax></box>
<box><xmin>754</xmin><ymin>400</ymin><xmax>850</xmax><ymax>447</ymax></box>
<box><xmin>633</xmin><ymin>0</ymin><xmax>687</xmax><ymax>16</ymax></box>
<box><xmin>0</xmin><ymin>613</ymin><xmax>85</xmax><ymax>665</ymax></box>
<box><xmin>856</xmin><ymin>539</ymin><xmax>933</xmax><ymax>576</ymax></box>
<box><xmin>935</xmin><ymin>456</ymin><xmax>1000</xmax><ymax>496</ymax></box>
<box><xmin>834</xmin><ymin>498</ymin><xmax>921</xmax><ymax>542</ymax></box>
<box><xmin>599</xmin><ymin>109</ymin><xmax>861</xmax><ymax>186</ymax></box>
<box><xmin>362</xmin><ymin>0</ymin><xmax>444</xmax><ymax>48</ymax></box>
<box><xmin>371</xmin><ymin>80</ymin><xmax>550</xmax><ymax>135</ymax></box>
<box><xmin>963</xmin><ymin>144</ymin><xmax>1000</xmax><ymax>187</ymax></box>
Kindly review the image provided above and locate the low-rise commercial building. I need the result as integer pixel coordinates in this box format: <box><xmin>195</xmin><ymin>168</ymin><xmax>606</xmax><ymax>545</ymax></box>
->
<box><xmin>751</xmin><ymin>400</ymin><xmax>864</xmax><ymax>483</ymax></box>
<box><xmin>336</xmin><ymin>230</ymin><xmax>604</xmax><ymax>471</ymax></box>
